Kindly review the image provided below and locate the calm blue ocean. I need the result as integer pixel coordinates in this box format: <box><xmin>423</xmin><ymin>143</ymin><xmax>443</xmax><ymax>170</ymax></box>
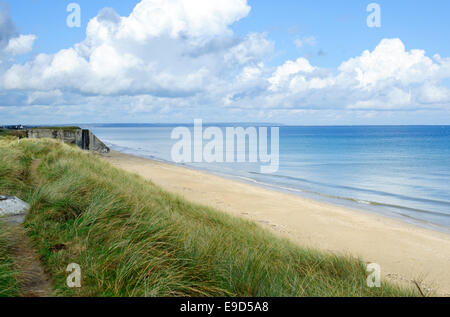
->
<box><xmin>84</xmin><ymin>125</ymin><xmax>450</xmax><ymax>232</ymax></box>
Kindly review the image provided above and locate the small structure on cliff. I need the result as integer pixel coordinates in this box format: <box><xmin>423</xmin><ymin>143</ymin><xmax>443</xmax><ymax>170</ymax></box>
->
<box><xmin>27</xmin><ymin>127</ymin><xmax>110</xmax><ymax>153</ymax></box>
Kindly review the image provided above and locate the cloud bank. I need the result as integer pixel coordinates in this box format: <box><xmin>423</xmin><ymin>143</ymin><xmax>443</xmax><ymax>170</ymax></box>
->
<box><xmin>1</xmin><ymin>0</ymin><xmax>449</xmax><ymax>124</ymax></box>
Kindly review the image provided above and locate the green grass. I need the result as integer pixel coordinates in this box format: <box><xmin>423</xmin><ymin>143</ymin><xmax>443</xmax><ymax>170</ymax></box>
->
<box><xmin>0</xmin><ymin>129</ymin><xmax>28</xmax><ymax>138</ymax></box>
<box><xmin>0</xmin><ymin>136</ymin><xmax>27</xmax><ymax>297</ymax></box>
<box><xmin>0</xmin><ymin>223</ymin><xmax>21</xmax><ymax>297</ymax></box>
<box><xmin>0</xmin><ymin>136</ymin><xmax>417</xmax><ymax>297</ymax></box>
<box><xmin>0</xmin><ymin>129</ymin><xmax>11</xmax><ymax>137</ymax></box>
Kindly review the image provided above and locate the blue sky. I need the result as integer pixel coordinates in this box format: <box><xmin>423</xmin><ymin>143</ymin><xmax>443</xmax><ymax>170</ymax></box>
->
<box><xmin>9</xmin><ymin>0</ymin><xmax>450</xmax><ymax>68</ymax></box>
<box><xmin>1</xmin><ymin>0</ymin><xmax>450</xmax><ymax>125</ymax></box>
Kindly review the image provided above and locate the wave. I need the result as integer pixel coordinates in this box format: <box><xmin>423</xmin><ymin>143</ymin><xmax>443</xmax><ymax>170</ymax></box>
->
<box><xmin>249</xmin><ymin>171</ymin><xmax>450</xmax><ymax>208</ymax></box>
<box><xmin>240</xmin><ymin>175</ymin><xmax>446</xmax><ymax>215</ymax></box>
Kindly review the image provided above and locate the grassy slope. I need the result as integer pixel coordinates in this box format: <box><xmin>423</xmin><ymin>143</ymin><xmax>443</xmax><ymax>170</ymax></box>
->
<box><xmin>0</xmin><ymin>223</ymin><xmax>21</xmax><ymax>297</ymax></box>
<box><xmin>0</xmin><ymin>137</ymin><xmax>417</xmax><ymax>297</ymax></box>
<box><xmin>0</xmin><ymin>136</ymin><xmax>28</xmax><ymax>297</ymax></box>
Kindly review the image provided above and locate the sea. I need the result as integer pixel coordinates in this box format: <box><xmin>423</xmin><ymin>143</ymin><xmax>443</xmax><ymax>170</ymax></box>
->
<box><xmin>82</xmin><ymin>124</ymin><xmax>450</xmax><ymax>233</ymax></box>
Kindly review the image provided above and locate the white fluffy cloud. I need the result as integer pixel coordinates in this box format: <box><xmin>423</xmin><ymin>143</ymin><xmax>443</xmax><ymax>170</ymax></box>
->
<box><xmin>3</xmin><ymin>34</ymin><xmax>36</xmax><ymax>56</ymax></box>
<box><xmin>264</xmin><ymin>38</ymin><xmax>450</xmax><ymax>111</ymax></box>
<box><xmin>269</xmin><ymin>58</ymin><xmax>316</xmax><ymax>91</ymax></box>
<box><xmin>116</xmin><ymin>0</ymin><xmax>250</xmax><ymax>40</ymax></box>
<box><xmin>339</xmin><ymin>39</ymin><xmax>446</xmax><ymax>89</ymax></box>
<box><xmin>0</xmin><ymin>5</ymin><xmax>36</xmax><ymax>60</ymax></box>
<box><xmin>0</xmin><ymin>0</ymin><xmax>450</xmax><ymax>123</ymax></box>
<box><xmin>2</xmin><ymin>0</ymin><xmax>259</xmax><ymax>97</ymax></box>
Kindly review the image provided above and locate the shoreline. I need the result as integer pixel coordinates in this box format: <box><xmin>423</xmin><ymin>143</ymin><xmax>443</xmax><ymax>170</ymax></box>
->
<box><xmin>206</xmin><ymin>169</ymin><xmax>450</xmax><ymax>234</ymax></box>
<box><xmin>101</xmin><ymin>150</ymin><xmax>450</xmax><ymax>296</ymax></box>
<box><xmin>100</xmin><ymin>141</ymin><xmax>450</xmax><ymax>234</ymax></box>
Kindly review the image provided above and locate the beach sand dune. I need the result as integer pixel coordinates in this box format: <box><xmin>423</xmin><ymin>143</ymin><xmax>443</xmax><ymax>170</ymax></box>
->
<box><xmin>102</xmin><ymin>150</ymin><xmax>450</xmax><ymax>296</ymax></box>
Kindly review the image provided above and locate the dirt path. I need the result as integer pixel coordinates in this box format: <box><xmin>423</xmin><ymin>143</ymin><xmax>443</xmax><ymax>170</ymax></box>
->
<box><xmin>6</xmin><ymin>224</ymin><xmax>53</xmax><ymax>297</ymax></box>
<box><xmin>30</xmin><ymin>159</ymin><xmax>41</xmax><ymax>184</ymax></box>
<box><xmin>2</xmin><ymin>158</ymin><xmax>53</xmax><ymax>297</ymax></box>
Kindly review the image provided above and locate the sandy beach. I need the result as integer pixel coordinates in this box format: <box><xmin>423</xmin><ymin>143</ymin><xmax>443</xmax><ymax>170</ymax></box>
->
<box><xmin>101</xmin><ymin>150</ymin><xmax>450</xmax><ymax>296</ymax></box>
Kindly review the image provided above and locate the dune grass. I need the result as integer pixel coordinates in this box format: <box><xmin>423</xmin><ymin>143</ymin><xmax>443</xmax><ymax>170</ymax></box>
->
<box><xmin>0</xmin><ymin>129</ymin><xmax>27</xmax><ymax>138</ymax></box>
<box><xmin>0</xmin><ymin>223</ymin><xmax>21</xmax><ymax>297</ymax></box>
<box><xmin>0</xmin><ymin>136</ymin><xmax>417</xmax><ymax>297</ymax></box>
<box><xmin>0</xmin><ymin>136</ymin><xmax>29</xmax><ymax>297</ymax></box>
